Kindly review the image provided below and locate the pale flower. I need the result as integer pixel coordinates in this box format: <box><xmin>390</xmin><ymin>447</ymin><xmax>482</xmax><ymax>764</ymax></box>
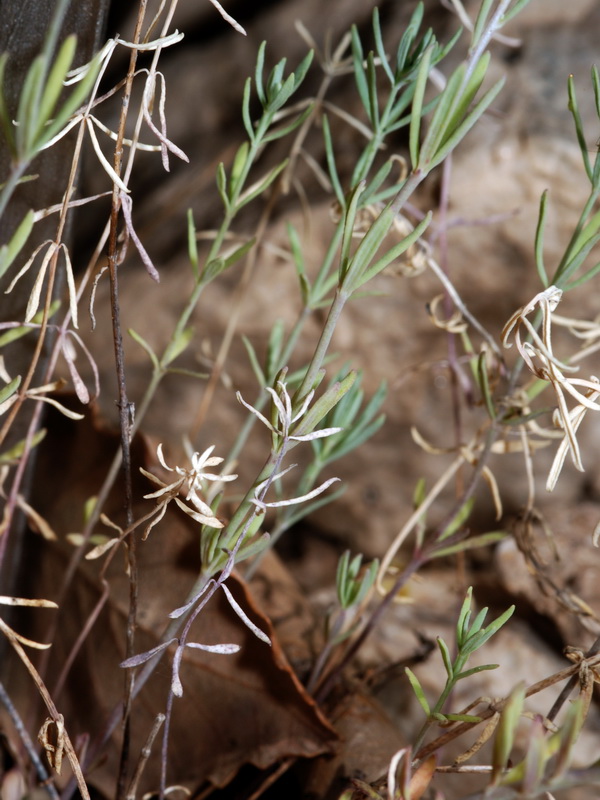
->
<box><xmin>140</xmin><ymin>444</ymin><xmax>237</xmax><ymax>538</ymax></box>
<box><xmin>502</xmin><ymin>285</ymin><xmax>600</xmax><ymax>488</ymax></box>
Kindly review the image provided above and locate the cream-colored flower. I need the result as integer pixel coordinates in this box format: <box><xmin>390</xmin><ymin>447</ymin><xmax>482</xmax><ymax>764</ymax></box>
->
<box><xmin>140</xmin><ymin>444</ymin><xmax>237</xmax><ymax>537</ymax></box>
<box><xmin>502</xmin><ymin>286</ymin><xmax>600</xmax><ymax>485</ymax></box>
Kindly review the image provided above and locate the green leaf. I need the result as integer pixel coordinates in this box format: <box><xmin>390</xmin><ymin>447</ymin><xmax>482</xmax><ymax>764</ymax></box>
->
<box><xmin>366</xmin><ymin>52</ymin><xmax>379</xmax><ymax>129</ymax></box>
<box><xmin>262</xmin><ymin>103</ymin><xmax>313</xmax><ymax>144</ymax></box>
<box><xmin>354</xmin><ymin>211</ymin><xmax>432</xmax><ymax>289</ymax></box>
<box><xmin>265</xmin><ymin>319</ymin><xmax>285</xmax><ymax>384</ymax></box>
<box><xmin>16</xmin><ymin>55</ymin><xmax>45</xmax><ymax>156</ymax></box>
<box><xmin>569</xmin><ymin>207</ymin><xmax>600</xmax><ymax>255</ymax></box>
<box><xmin>291</xmin><ymin>372</ymin><xmax>357</xmax><ymax>440</ymax></box>
<box><xmin>552</xmin><ymin>698</ymin><xmax>585</xmax><ymax>779</ymax></box>
<box><xmin>438</xmin><ymin>496</ymin><xmax>474</xmax><ymax>542</ymax></box>
<box><xmin>237</xmin><ymin>160</ymin><xmax>287</xmax><ymax>210</ymax></box>
<box><xmin>39</xmin><ymin>48</ymin><xmax>103</xmax><ymax>148</ymax></box>
<box><xmin>476</xmin><ymin>349</ymin><xmax>496</xmax><ymax>419</ymax></box>
<box><xmin>128</xmin><ymin>328</ymin><xmax>159</xmax><ymax>371</ymax></box>
<box><xmin>455</xmin><ymin>662</ymin><xmax>499</xmax><ymax>680</ymax></box>
<box><xmin>395</xmin><ymin>2</ymin><xmax>424</xmax><ymax>75</ymax></box>
<box><xmin>432</xmin><ymin>531</ymin><xmax>507</xmax><ymax>559</ymax></box>
<box><xmin>501</xmin><ymin>0</ymin><xmax>536</xmax><ymax>26</ymax></box>
<box><xmin>360</xmin><ymin>159</ymin><xmax>395</xmax><ymax>206</ymax></box>
<box><xmin>444</xmin><ymin>713</ymin><xmax>483</xmax><ymax>723</ymax></box>
<box><xmin>230</xmin><ymin>142</ymin><xmax>249</xmax><ymax>197</ymax></box>
<box><xmin>437</xmin><ymin>636</ymin><xmax>453</xmax><ymax>679</ymax></box>
<box><xmin>567</xmin><ymin>75</ymin><xmax>592</xmax><ymax>183</ymax></box>
<box><xmin>372</xmin><ymin>8</ymin><xmax>393</xmax><ymax>84</ymax></box>
<box><xmin>471</xmin><ymin>0</ymin><xmax>495</xmax><ymax>46</ymax></box>
<box><xmin>36</xmin><ymin>35</ymin><xmax>76</xmax><ymax>143</ymax></box>
<box><xmin>287</xmin><ymin>222</ymin><xmax>311</xmax><ymax>305</ymax></box>
<box><xmin>0</xmin><ymin>54</ymin><xmax>15</xmax><ymax>154</ymax></box>
<box><xmin>255</xmin><ymin>42</ymin><xmax>266</xmax><ymax>107</ymax></box>
<box><xmin>339</xmin><ymin>182</ymin><xmax>366</xmax><ymax>283</ymax></box>
<box><xmin>492</xmin><ymin>682</ymin><xmax>526</xmax><ymax>783</ymax></box>
<box><xmin>323</xmin><ymin>412</ymin><xmax>385</xmax><ymax>464</ymax></box>
<box><xmin>242</xmin><ymin>335</ymin><xmax>266</xmax><ymax>388</ymax></box>
<box><xmin>456</xmin><ymin>587</ymin><xmax>473</xmax><ymax>647</ymax></box>
<box><xmin>0</xmin><ymin>300</ymin><xmax>60</xmax><ymax>348</ymax></box>
<box><xmin>235</xmin><ymin>531</ymin><xmax>271</xmax><ymax>565</ymax></box>
<box><xmin>0</xmin><ymin>209</ymin><xmax>35</xmax><ymax>280</ymax></box>
<box><xmin>342</xmin><ymin>203</ymin><xmax>395</xmax><ymax>291</ymax></box>
<box><xmin>0</xmin><ymin>375</ymin><xmax>21</xmax><ymax>407</ymax></box>
<box><xmin>421</xmin><ymin>63</ymin><xmax>466</xmax><ymax>162</ymax></box>
<box><xmin>565</xmin><ymin>258</ymin><xmax>600</xmax><ymax>290</ymax></box>
<box><xmin>162</xmin><ymin>326</ymin><xmax>194</xmax><ymax>367</ymax></box>
<box><xmin>290</xmin><ymin>49</ymin><xmax>314</xmax><ymax>92</ymax></box>
<box><xmin>409</xmin><ymin>42</ymin><xmax>433</xmax><ymax>168</ymax></box>
<box><xmin>215</xmin><ymin>162</ymin><xmax>229</xmax><ymax>211</ymax></box>
<box><xmin>405</xmin><ymin>667</ymin><xmax>430</xmax><ymax>716</ymax></box>
<box><xmin>267</xmin><ymin>72</ymin><xmax>295</xmax><ymax>113</ymax></box>
<box><xmin>463</xmin><ymin>604</ymin><xmax>514</xmax><ymax>657</ymax></box>
<box><xmin>351</xmin><ymin>25</ymin><xmax>370</xmax><ymax>117</ymax></box>
<box><xmin>202</xmin><ymin>238</ymin><xmax>255</xmax><ymax>284</ymax></box>
<box><xmin>242</xmin><ymin>77</ymin><xmax>254</xmax><ymax>141</ymax></box>
<box><xmin>336</xmin><ymin>550</ymin><xmax>351</xmax><ymax>606</ymax></box>
<box><xmin>0</xmin><ymin>427</ymin><xmax>45</xmax><ymax>465</ymax></box>
<box><xmin>322</xmin><ymin>115</ymin><xmax>344</xmax><ymax>206</ymax></box>
<box><xmin>187</xmin><ymin>209</ymin><xmax>199</xmax><ymax>280</ymax></box>
<box><xmin>534</xmin><ymin>190</ymin><xmax>549</xmax><ymax>287</ymax></box>
<box><xmin>413</xmin><ymin>477</ymin><xmax>426</xmax><ymax>509</ymax></box>
<box><xmin>429</xmin><ymin>77</ymin><xmax>505</xmax><ymax>170</ymax></box>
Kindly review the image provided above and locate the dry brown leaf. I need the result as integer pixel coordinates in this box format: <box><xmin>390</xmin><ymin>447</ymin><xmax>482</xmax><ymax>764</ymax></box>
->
<box><xmin>8</xmin><ymin>402</ymin><xmax>336</xmax><ymax>796</ymax></box>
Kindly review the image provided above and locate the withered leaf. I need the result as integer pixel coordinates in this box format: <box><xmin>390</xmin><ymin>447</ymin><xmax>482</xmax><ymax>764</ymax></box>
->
<box><xmin>11</xmin><ymin>402</ymin><xmax>336</xmax><ymax>796</ymax></box>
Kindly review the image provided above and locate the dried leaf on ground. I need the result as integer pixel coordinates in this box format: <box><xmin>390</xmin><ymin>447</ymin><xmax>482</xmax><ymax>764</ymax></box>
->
<box><xmin>8</xmin><ymin>402</ymin><xmax>336</xmax><ymax>796</ymax></box>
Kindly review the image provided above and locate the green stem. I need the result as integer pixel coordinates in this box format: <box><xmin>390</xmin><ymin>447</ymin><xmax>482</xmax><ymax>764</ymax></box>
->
<box><xmin>295</xmin><ymin>287</ymin><xmax>349</xmax><ymax>402</ymax></box>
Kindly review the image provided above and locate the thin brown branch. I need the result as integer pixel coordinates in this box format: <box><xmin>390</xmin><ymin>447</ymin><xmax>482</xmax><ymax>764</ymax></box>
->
<box><xmin>0</xmin><ymin>619</ymin><xmax>90</xmax><ymax>800</ymax></box>
<box><xmin>106</xmin><ymin>2</ymin><xmax>149</xmax><ymax>797</ymax></box>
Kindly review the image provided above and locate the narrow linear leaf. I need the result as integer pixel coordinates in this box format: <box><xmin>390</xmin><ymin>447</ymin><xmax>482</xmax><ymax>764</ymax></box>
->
<box><xmin>322</xmin><ymin>115</ymin><xmax>344</xmax><ymax>206</ymax></box>
<box><xmin>492</xmin><ymin>682</ymin><xmax>526</xmax><ymax>783</ymax></box>
<box><xmin>437</xmin><ymin>636</ymin><xmax>453</xmax><ymax>679</ymax></box>
<box><xmin>432</xmin><ymin>531</ymin><xmax>507</xmax><ymax>559</ymax></box>
<box><xmin>455</xmin><ymin>663</ymin><xmax>499</xmax><ymax>680</ymax></box>
<box><xmin>351</xmin><ymin>25</ymin><xmax>369</xmax><ymax>116</ymax></box>
<box><xmin>241</xmin><ymin>77</ymin><xmax>254</xmax><ymax>142</ymax></box>
<box><xmin>255</xmin><ymin>42</ymin><xmax>266</xmax><ymax>107</ymax></box>
<box><xmin>409</xmin><ymin>43</ymin><xmax>433</xmax><ymax>168</ymax></box>
<box><xmin>36</xmin><ymin>35</ymin><xmax>77</xmax><ymax>143</ymax></box>
<box><xmin>237</xmin><ymin>161</ymin><xmax>287</xmax><ymax>210</ymax></box>
<box><xmin>242</xmin><ymin>335</ymin><xmax>266</xmax><ymax>387</ymax></box>
<box><xmin>129</xmin><ymin>328</ymin><xmax>159</xmax><ymax>371</ymax></box>
<box><xmin>354</xmin><ymin>211</ymin><xmax>432</xmax><ymax>289</ymax></box>
<box><xmin>292</xmin><ymin>372</ymin><xmax>357</xmax><ymax>439</ymax></box>
<box><xmin>0</xmin><ymin>209</ymin><xmax>35</xmax><ymax>280</ymax></box>
<box><xmin>0</xmin><ymin>55</ymin><xmax>16</xmax><ymax>153</ymax></box>
<box><xmin>262</xmin><ymin>103</ymin><xmax>313</xmax><ymax>144</ymax></box>
<box><xmin>430</xmin><ymin>77</ymin><xmax>505</xmax><ymax>170</ymax></box>
<box><xmin>534</xmin><ymin>189</ymin><xmax>549</xmax><ymax>287</ymax></box>
<box><xmin>405</xmin><ymin>667</ymin><xmax>430</xmax><ymax>715</ymax></box>
<box><xmin>0</xmin><ymin>375</ymin><xmax>21</xmax><ymax>406</ymax></box>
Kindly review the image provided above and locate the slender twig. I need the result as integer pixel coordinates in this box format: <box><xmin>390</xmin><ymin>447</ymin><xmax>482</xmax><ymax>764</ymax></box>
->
<box><xmin>126</xmin><ymin>713</ymin><xmax>165</xmax><ymax>800</ymax></box>
<box><xmin>107</xmin><ymin>4</ymin><xmax>149</xmax><ymax>797</ymax></box>
<box><xmin>547</xmin><ymin>634</ymin><xmax>600</xmax><ymax>723</ymax></box>
<box><xmin>413</xmin><ymin>655</ymin><xmax>600</xmax><ymax>763</ymax></box>
<box><xmin>0</xmin><ymin>619</ymin><xmax>90</xmax><ymax>800</ymax></box>
<box><xmin>0</xmin><ymin>678</ymin><xmax>60</xmax><ymax>800</ymax></box>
